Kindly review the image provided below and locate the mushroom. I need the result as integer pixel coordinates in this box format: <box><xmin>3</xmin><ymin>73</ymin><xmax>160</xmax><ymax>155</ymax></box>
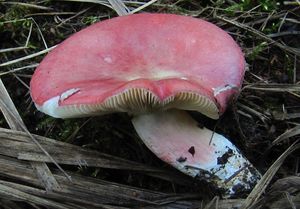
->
<box><xmin>30</xmin><ymin>13</ymin><xmax>261</xmax><ymax>195</ymax></box>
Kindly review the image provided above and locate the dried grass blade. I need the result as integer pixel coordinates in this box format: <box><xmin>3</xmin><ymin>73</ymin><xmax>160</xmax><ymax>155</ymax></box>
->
<box><xmin>263</xmin><ymin>194</ymin><xmax>300</xmax><ymax>209</ymax></box>
<box><xmin>273</xmin><ymin>126</ymin><xmax>300</xmax><ymax>145</ymax></box>
<box><xmin>0</xmin><ymin>46</ymin><xmax>28</xmax><ymax>53</ymax></box>
<box><xmin>0</xmin><ymin>80</ymin><xmax>24</xmax><ymax>130</ymax></box>
<box><xmin>0</xmin><ymin>199</ymin><xmax>24</xmax><ymax>209</ymax></box>
<box><xmin>108</xmin><ymin>0</ymin><xmax>130</xmax><ymax>15</ymax></box>
<box><xmin>216</xmin><ymin>16</ymin><xmax>300</xmax><ymax>56</ymax></box>
<box><xmin>0</xmin><ymin>183</ymin><xmax>69</xmax><ymax>209</ymax></box>
<box><xmin>0</xmin><ymin>178</ymin><xmax>118</xmax><ymax>209</ymax></box>
<box><xmin>2</xmin><ymin>2</ymin><xmax>53</xmax><ymax>10</ymax></box>
<box><xmin>0</xmin><ymin>156</ymin><xmax>200</xmax><ymax>207</ymax></box>
<box><xmin>273</xmin><ymin>112</ymin><xmax>300</xmax><ymax>120</ymax></box>
<box><xmin>130</xmin><ymin>0</ymin><xmax>158</xmax><ymax>14</ymax></box>
<box><xmin>244</xmin><ymin>84</ymin><xmax>300</xmax><ymax>92</ymax></box>
<box><xmin>0</xmin><ymin>127</ymin><xmax>191</xmax><ymax>184</ymax></box>
<box><xmin>0</xmin><ymin>79</ymin><xmax>62</xmax><ymax>191</ymax></box>
<box><xmin>0</xmin><ymin>64</ymin><xmax>39</xmax><ymax>77</ymax></box>
<box><xmin>269</xmin><ymin>176</ymin><xmax>300</xmax><ymax>193</ymax></box>
<box><xmin>284</xmin><ymin>192</ymin><xmax>298</xmax><ymax>209</ymax></box>
<box><xmin>57</xmin><ymin>0</ymin><xmax>112</xmax><ymax>8</ymax></box>
<box><xmin>241</xmin><ymin>141</ymin><xmax>300</xmax><ymax>209</ymax></box>
<box><xmin>252</xmin><ymin>176</ymin><xmax>300</xmax><ymax>209</ymax></box>
<box><xmin>203</xmin><ymin>196</ymin><xmax>219</xmax><ymax>209</ymax></box>
<box><xmin>215</xmin><ymin>199</ymin><xmax>244</xmax><ymax>209</ymax></box>
<box><xmin>0</xmin><ymin>46</ymin><xmax>56</xmax><ymax>67</ymax></box>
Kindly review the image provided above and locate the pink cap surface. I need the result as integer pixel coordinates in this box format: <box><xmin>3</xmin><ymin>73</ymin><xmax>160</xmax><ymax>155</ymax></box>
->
<box><xmin>30</xmin><ymin>13</ymin><xmax>245</xmax><ymax>118</ymax></box>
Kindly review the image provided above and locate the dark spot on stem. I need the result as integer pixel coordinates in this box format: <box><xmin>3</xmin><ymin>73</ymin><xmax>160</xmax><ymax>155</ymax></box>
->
<box><xmin>176</xmin><ymin>156</ymin><xmax>187</xmax><ymax>163</ymax></box>
<box><xmin>217</xmin><ymin>148</ymin><xmax>233</xmax><ymax>165</ymax></box>
<box><xmin>188</xmin><ymin>146</ymin><xmax>195</xmax><ymax>157</ymax></box>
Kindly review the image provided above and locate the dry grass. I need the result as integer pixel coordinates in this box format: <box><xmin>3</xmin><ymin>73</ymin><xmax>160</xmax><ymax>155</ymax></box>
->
<box><xmin>0</xmin><ymin>0</ymin><xmax>300</xmax><ymax>208</ymax></box>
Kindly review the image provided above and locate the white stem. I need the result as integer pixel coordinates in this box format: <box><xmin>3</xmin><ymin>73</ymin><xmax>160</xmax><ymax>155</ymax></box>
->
<box><xmin>132</xmin><ymin>109</ymin><xmax>261</xmax><ymax>196</ymax></box>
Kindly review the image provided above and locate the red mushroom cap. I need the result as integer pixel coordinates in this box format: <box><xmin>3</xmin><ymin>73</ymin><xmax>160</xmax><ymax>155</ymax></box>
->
<box><xmin>30</xmin><ymin>13</ymin><xmax>245</xmax><ymax>119</ymax></box>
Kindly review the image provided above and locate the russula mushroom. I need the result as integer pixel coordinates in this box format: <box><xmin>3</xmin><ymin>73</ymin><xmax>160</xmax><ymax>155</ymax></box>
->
<box><xmin>30</xmin><ymin>13</ymin><xmax>261</xmax><ymax>195</ymax></box>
